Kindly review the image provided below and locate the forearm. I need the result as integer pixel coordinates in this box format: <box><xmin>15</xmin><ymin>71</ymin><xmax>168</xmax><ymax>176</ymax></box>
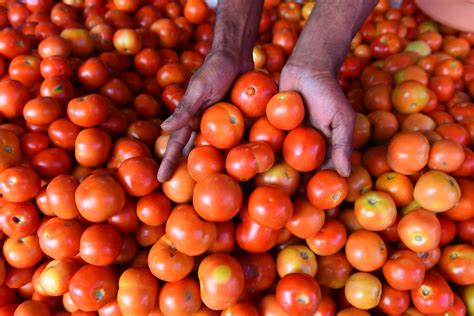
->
<box><xmin>288</xmin><ymin>0</ymin><xmax>377</xmax><ymax>75</ymax></box>
<box><xmin>210</xmin><ymin>0</ymin><xmax>264</xmax><ymax>63</ymax></box>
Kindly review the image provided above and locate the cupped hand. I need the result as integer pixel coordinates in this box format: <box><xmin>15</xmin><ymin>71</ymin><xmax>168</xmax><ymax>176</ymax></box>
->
<box><xmin>279</xmin><ymin>63</ymin><xmax>356</xmax><ymax>177</ymax></box>
<box><xmin>157</xmin><ymin>49</ymin><xmax>253</xmax><ymax>182</ymax></box>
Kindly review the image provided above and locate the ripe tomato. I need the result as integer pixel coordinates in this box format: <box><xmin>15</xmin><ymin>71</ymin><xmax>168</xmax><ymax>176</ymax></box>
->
<box><xmin>230</xmin><ymin>71</ymin><xmax>277</xmax><ymax>118</ymax></box>
<box><xmin>282</xmin><ymin>126</ymin><xmax>326</xmax><ymax>172</ymax></box>
<box><xmin>79</xmin><ymin>224</ymin><xmax>121</xmax><ymax>266</ymax></box>
<box><xmin>378</xmin><ymin>283</ymin><xmax>410</xmax><ymax>315</ymax></box>
<box><xmin>75</xmin><ymin>128</ymin><xmax>112</xmax><ymax>168</ymax></box>
<box><xmin>162</xmin><ymin>160</ymin><xmax>196</xmax><ymax>203</ymax></box>
<box><xmin>187</xmin><ymin>145</ymin><xmax>224</xmax><ymax>182</ymax></box>
<box><xmin>0</xmin><ymin>166</ymin><xmax>41</xmax><ymax>203</ymax></box>
<box><xmin>428</xmin><ymin>139</ymin><xmax>465</xmax><ymax>172</ymax></box>
<box><xmin>387</xmin><ymin>131</ymin><xmax>430</xmax><ymax>174</ymax></box>
<box><xmin>276</xmin><ymin>273</ymin><xmax>322</xmax><ymax>315</ymax></box>
<box><xmin>443</xmin><ymin>178</ymin><xmax>474</xmax><ymax>221</ymax></box>
<box><xmin>392</xmin><ymin>80</ymin><xmax>430</xmax><ymax>114</ymax></box>
<box><xmin>439</xmin><ymin>244</ymin><xmax>474</xmax><ymax>285</ymax></box>
<box><xmin>307</xmin><ymin>170</ymin><xmax>348</xmax><ymax>210</ymax></box>
<box><xmin>314</xmin><ymin>251</ymin><xmax>352</xmax><ymax>290</ymax></box>
<box><xmin>3</xmin><ymin>235</ymin><xmax>43</xmax><ymax>269</ymax></box>
<box><xmin>225</xmin><ymin>142</ymin><xmax>274</xmax><ymax>181</ymax></box>
<box><xmin>398</xmin><ymin>209</ymin><xmax>441</xmax><ymax>252</ymax></box>
<box><xmin>38</xmin><ymin>217</ymin><xmax>84</xmax><ymax>260</ymax></box>
<box><xmin>249</xmin><ymin>117</ymin><xmax>285</xmax><ymax>152</ymax></box>
<box><xmin>248</xmin><ymin>185</ymin><xmax>293</xmax><ymax>229</ymax></box>
<box><xmin>31</xmin><ymin>148</ymin><xmax>72</xmax><ymax>181</ymax></box>
<box><xmin>276</xmin><ymin>245</ymin><xmax>317</xmax><ymax>278</ymax></box>
<box><xmin>411</xmin><ymin>271</ymin><xmax>454</xmax><ymax>314</ymax></box>
<box><xmin>375</xmin><ymin>172</ymin><xmax>414</xmax><ymax>207</ymax></box>
<box><xmin>193</xmin><ymin>173</ymin><xmax>242</xmax><ymax>222</ymax></box>
<box><xmin>39</xmin><ymin>259</ymin><xmax>80</xmax><ymax>297</ymax></box>
<box><xmin>117</xmin><ymin>156</ymin><xmax>159</xmax><ymax>197</ymax></box>
<box><xmin>158</xmin><ymin>277</ymin><xmax>201</xmax><ymax>315</ymax></box>
<box><xmin>165</xmin><ymin>204</ymin><xmax>216</xmax><ymax>256</ymax></box>
<box><xmin>0</xmin><ymin>201</ymin><xmax>39</xmax><ymax>238</ymax></box>
<box><xmin>14</xmin><ymin>300</ymin><xmax>49</xmax><ymax>316</ymax></box>
<box><xmin>286</xmin><ymin>198</ymin><xmax>325</xmax><ymax>239</ymax></box>
<box><xmin>67</xmin><ymin>94</ymin><xmax>110</xmax><ymax>128</ymax></box>
<box><xmin>0</xmin><ymin>130</ymin><xmax>21</xmax><ymax>173</ymax></box>
<box><xmin>345</xmin><ymin>230</ymin><xmax>387</xmax><ymax>272</ymax></box>
<box><xmin>23</xmin><ymin>97</ymin><xmax>61</xmax><ymax>126</ymax></box>
<box><xmin>75</xmin><ymin>174</ymin><xmax>126</xmax><ymax>223</ymax></box>
<box><xmin>266</xmin><ymin>91</ymin><xmax>305</xmax><ymax>130</ymax></box>
<box><xmin>200</xmin><ymin>102</ymin><xmax>245</xmax><ymax>149</ymax></box>
<box><xmin>354</xmin><ymin>190</ymin><xmax>397</xmax><ymax>231</ymax></box>
<box><xmin>69</xmin><ymin>265</ymin><xmax>118</xmax><ymax>312</ymax></box>
<box><xmin>117</xmin><ymin>268</ymin><xmax>158</xmax><ymax>315</ymax></box>
<box><xmin>306</xmin><ymin>219</ymin><xmax>347</xmax><ymax>256</ymax></box>
<box><xmin>236</xmin><ymin>217</ymin><xmax>279</xmax><ymax>253</ymax></box>
<box><xmin>382</xmin><ymin>249</ymin><xmax>425</xmax><ymax>291</ymax></box>
<box><xmin>254</xmin><ymin>161</ymin><xmax>300</xmax><ymax>195</ymax></box>
<box><xmin>198</xmin><ymin>254</ymin><xmax>245</xmax><ymax>310</ymax></box>
<box><xmin>345</xmin><ymin>165</ymin><xmax>373</xmax><ymax>202</ymax></box>
<box><xmin>345</xmin><ymin>272</ymin><xmax>382</xmax><ymax>310</ymax></box>
<box><xmin>413</xmin><ymin>171</ymin><xmax>461</xmax><ymax>213</ymax></box>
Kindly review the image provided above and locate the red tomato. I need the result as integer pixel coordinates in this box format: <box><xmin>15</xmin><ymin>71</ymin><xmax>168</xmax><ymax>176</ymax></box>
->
<box><xmin>282</xmin><ymin>127</ymin><xmax>326</xmax><ymax>172</ymax></box>
<box><xmin>345</xmin><ymin>230</ymin><xmax>387</xmax><ymax>272</ymax></box>
<box><xmin>117</xmin><ymin>268</ymin><xmax>158</xmax><ymax>315</ymax></box>
<box><xmin>276</xmin><ymin>273</ymin><xmax>322</xmax><ymax>315</ymax></box>
<box><xmin>158</xmin><ymin>276</ymin><xmax>201</xmax><ymax>315</ymax></box>
<box><xmin>80</xmin><ymin>224</ymin><xmax>121</xmax><ymax>266</ymax></box>
<box><xmin>307</xmin><ymin>170</ymin><xmax>348</xmax><ymax>209</ymax></box>
<box><xmin>248</xmin><ymin>185</ymin><xmax>293</xmax><ymax>230</ymax></box>
<box><xmin>266</xmin><ymin>91</ymin><xmax>305</xmax><ymax>130</ymax></box>
<box><xmin>411</xmin><ymin>271</ymin><xmax>454</xmax><ymax>314</ymax></box>
<box><xmin>383</xmin><ymin>249</ymin><xmax>426</xmax><ymax>291</ymax></box>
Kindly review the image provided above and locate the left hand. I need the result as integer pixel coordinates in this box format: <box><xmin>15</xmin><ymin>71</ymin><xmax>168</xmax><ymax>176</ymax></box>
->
<box><xmin>279</xmin><ymin>63</ymin><xmax>356</xmax><ymax>177</ymax></box>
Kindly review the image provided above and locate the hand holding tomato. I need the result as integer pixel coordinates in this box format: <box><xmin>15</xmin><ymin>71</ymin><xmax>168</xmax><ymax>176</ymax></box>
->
<box><xmin>279</xmin><ymin>64</ymin><xmax>356</xmax><ymax>176</ymax></box>
<box><xmin>157</xmin><ymin>49</ymin><xmax>252</xmax><ymax>182</ymax></box>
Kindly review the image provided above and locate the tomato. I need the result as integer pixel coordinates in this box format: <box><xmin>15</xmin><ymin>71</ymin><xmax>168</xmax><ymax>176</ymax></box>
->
<box><xmin>69</xmin><ymin>265</ymin><xmax>118</xmax><ymax>312</ymax></box>
<box><xmin>276</xmin><ymin>273</ymin><xmax>321</xmax><ymax>315</ymax></box>
<box><xmin>236</xmin><ymin>217</ymin><xmax>279</xmax><ymax>253</ymax></box>
<box><xmin>225</xmin><ymin>142</ymin><xmax>275</xmax><ymax>181</ymax></box>
<box><xmin>254</xmin><ymin>162</ymin><xmax>300</xmax><ymax>195</ymax></box>
<box><xmin>162</xmin><ymin>160</ymin><xmax>196</xmax><ymax>203</ymax></box>
<box><xmin>375</xmin><ymin>172</ymin><xmax>414</xmax><ymax>207</ymax></box>
<box><xmin>378</xmin><ymin>283</ymin><xmax>410</xmax><ymax>315</ymax></box>
<box><xmin>39</xmin><ymin>259</ymin><xmax>80</xmax><ymax>297</ymax></box>
<box><xmin>198</xmin><ymin>254</ymin><xmax>244</xmax><ymax>310</ymax></box>
<box><xmin>387</xmin><ymin>131</ymin><xmax>430</xmax><ymax>174</ymax></box>
<box><xmin>367</xmin><ymin>110</ymin><xmax>399</xmax><ymax>142</ymax></box>
<box><xmin>0</xmin><ymin>130</ymin><xmax>21</xmax><ymax>173</ymax></box>
<box><xmin>286</xmin><ymin>198</ymin><xmax>325</xmax><ymax>239</ymax></box>
<box><xmin>200</xmin><ymin>102</ymin><xmax>245</xmax><ymax>149</ymax></box>
<box><xmin>354</xmin><ymin>190</ymin><xmax>397</xmax><ymax>231</ymax></box>
<box><xmin>398</xmin><ymin>209</ymin><xmax>441</xmax><ymax>252</ymax></box>
<box><xmin>392</xmin><ymin>80</ymin><xmax>429</xmax><ymax>114</ymax></box>
<box><xmin>345</xmin><ymin>165</ymin><xmax>373</xmax><ymax>202</ymax></box>
<box><xmin>79</xmin><ymin>224</ymin><xmax>121</xmax><ymax>266</ymax></box>
<box><xmin>0</xmin><ymin>79</ymin><xmax>30</xmax><ymax>120</ymax></box>
<box><xmin>276</xmin><ymin>245</ymin><xmax>317</xmax><ymax>278</ymax></box>
<box><xmin>117</xmin><ymin>268</ymin><xmax>158</xmax><ymax>315</ymax></box>
<box><xmin>306</xmin><ymin>219</ymin><xmax>347</xmax><ymax>256</ymax></box>
<box><xmin>158</xmin><ymin>276</ymin><xmax>201</xmax><ymax>315</ymax></box>
<box><xmin>187</xmin><ymin>145</ymin><xmax>224</xmax><ymax>182</ymax></box>
<box><xmin>14</xmin><ymin>300</ymin><xmax>50</xmax><ymax>316</ymax></box>
<box><xmin>0</xmin><ymin>201</ymin><xmax>39</xmax><ymax>238</ymax></box>
<box><xmin>382</xmin><ymin>249</ymin><xmax>425</xmax><ymax>291</ymax></box>
<box><xmin>266</xmin><ymin>91</ymin><xmax>305</xmax><ymax>130</ymax></box>
<box><xmin>117</xmin><ymin>156</ymin><xmax>159</xmax><ymax>197</ymax></box>
<box><xmin>282</xmin><ymin>127</ymin><xmax>326</xmax><ymax>172</ymax></box>
<box><xmin>165</xmin><ymin>204</ymin><xmax>216</xmax><ymax>256</ymax></box>
<box><xmin>362</xmin><ymin>145</ymin><xmax>391</xmax><ymax>178</ymax></box>
<box><xmin>248</xmin><ymin>185</ymin><xmax>293</xmax><ymax>230</ymax></box>
<box><xmin>75</xmin><ymin>174</ymin><xmax>126</xmax><ymax>223</ymax></box>
<box><xmin>8</xmin><ymin>55</ymin><xmax>42</xmax><ymax>88</ymax></box>
<box><xmin>0</xmin><ymin>28</ymin><xmax>31</xmax><ymax>59</ymax></box>
<box><xmin>0</xmin><ymin>166</ymin><xmax>41</xmax><ymax>203</ymax></box>
<box><xmin>306</xmin><ymin>170</ymin><xmax>348</xmax><ymax>210</ymax></box>
<box><xmin>38</xmin><ymin>217</ymin><xmax>84</xmax><ymax>260</ymax></box>
<box><xmin>411</xmin><ymin>271</ymin><xmax>454</xmax><ymax>314</ymax></box>
<box><xmin>439</xmin><ymin>244</ymin><xmax>474</xmax><ymax>285</ymax></box>
<box><xmin>249</xmin><ymin>117</ymin><xmax>285</xmax><ymax>152</ymax></box>
<box><xmin>193</xmin><ymin>173</ymin><xmax>242</xmax><ymax>222</ymax></box>
<box><xmin>31</xmin><ymin>148</ymin><xmax>72</xmax><ymax>181</ymax></box>
<box><xmin>345</xmin><ymin>230</ymin><xmax>387</xmax><ymax>272</ymax></box>
<box><xmin>344</xmin><ymin>272</ymin><xmax>382</xmax><ymax>310</ymax></box>
<box><xmin>370</xmin><ymin>33</ymin><xmax>403</xmax><ymax>59</ymax></box>
<box><xmin>353</xmin><ymin>113</ymin><xmax>371</xmax><ymax>149</ymax></box>
<box><xmin>413</xmin><ymin>171</ymin><xmax>461</xmax><ymax>213</ymax></box>
<box><xmin>3</xmin><ymin>235</ymin><xmax>43</xmax><ymax>269</ymax></box>
<box><xmin>230</xmin><ymin>71</ymin><xmax>277</xmax><ymax>118</ymax></box>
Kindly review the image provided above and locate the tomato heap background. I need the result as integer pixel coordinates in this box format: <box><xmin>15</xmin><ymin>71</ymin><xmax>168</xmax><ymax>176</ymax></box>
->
<box><xmin>0</xmin><ymin>0</ymin><xmax>473</xmax><ymax>315</ymax></box>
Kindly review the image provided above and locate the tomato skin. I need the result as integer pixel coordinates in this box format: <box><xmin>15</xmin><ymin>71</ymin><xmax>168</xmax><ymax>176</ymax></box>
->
<box><xmin>276</xmin><ymin>245</ymin><xmax>317</xmax><ymax>278</ymax></box>
<box><xmin>38</xmin><ymin>217</ymin><xmax>84</xmax><ymax>260</ymax></box>
<box><xmin>316</xmin><ymin>251</ymin><xmax>353</xmax><ymax>289</ymax></box>
<box><xmin>306</xmin><ymin>219</ymin><xmax>347</xmax><ymax>256</ymax></box>
<box><xmin>225</xmin><ymin>142</ymin><xmax>275</xmax><ymax>182</ymax></box>
<box><xmin>266</xmin><ymin>91</ymin><xmax>305</xmax><ymax>130</ymax></box>
<box><xmin>31</xmin><ymin>147</ymin><xmax>72</xmax><ymax>181</ymax></box>
<box><xmin>276</xmin><ymin>273</ymin><xmax>322</xmax><ymax>315</ymax></box>
<box><xmin>198</xmin><ymin>254</ymin><xmax>245</xmax><ymax>311</ymax></box>
<box><xmin>238</xmin><ymin>252</ymin><xmax>276</xmax><ymax>294</ymax></box>
<box><xmin>79</xmin><ymin>224</ymin><xmax>121</xmax><ymax>267</ymax></box>
<box><xmin>0</xmin><ymin>130</ymin><xmax>21</xmax><ymax>173</ymax></box>
<box><xmin>439</xmin><ymin>244</ymin><xmax>474</xmax><ymax>285</ymax></box>
<box><xmin>75</xmin><ymin>175</ymin><xmax>126</xmax><ymax>223</ymax></box>
<box><xmin>307</xmin><ymin>170</ymin><xmax>348</xmax><ymax>210</ymax></box>
<box><xmin>236</xmin><ymin>217</ymin><xmax>278</xmax><ymax>253</ymax></box>
<box><xmin>158</xmin><ymin>276</ymin><xmax>201</xmax><ymax>315</ymax></box>
<box><xmin>249</xmin><ymin>117</ymin><xmax>285</xmax><ymax>152</ymax></box>
<box><xmin>443</xmin><ymin>178</ymin><xmax>474</xmax><ymax>221</ymax></box>
<box><xmin>354</xmin><ymin>190</ymin><xmax>397</xmax><ymax>231</ymax></box>
<box><xmin>398</xmin><ymin>209</ymin><xmax>441</xmax><ymax>252</ymax></box>
<box><xmin>0</xmin><ymin>201</ymin><xmax>39</xmax><ymax>238</ymax></box>
<box><xmin>382</xmin><ymin>249</ymin><xmax>426</xmax><ymax>291</ymax></box>
<box><xmin>193</xmin><ymin>173</ymin><xmax>243</xmax><ymax>222</ymax></box>
<box><xmin>75</xmin><ymin>128</ymin><xmax>112</xmax><ymax>168</ymax></box>
<box><xmin>378</xmin><ymin>283</ymin><xmax>410</xmax><ymax>315</ymax></box>
<box><xmin>254</xmin><ymin>161</ymin><xmax>300</xmax><ymax>195</ymax></box>
<box><xmin>69</xmin><ymin>265</ymin><xmax>118</xmax><ymax>312</ymax></box>
<box><xmin>411</xmin><ymin>271</ymin><xmax>454</xmax><ymax>314</ymax></box>
<box><xmin>165</xmin><ymin>204</ymin><xmax>216</xmax><ymax>256</ymax></box>
<box><xmin>117</xmin><ymin>268</ymin><xmax>158</xmax><ymax>315</ymax></box>
<box><xmin>248</xmin><ymin>185</ymin><xmax>293</xmax><ymax>230</ymax></box>
<box><xmin>282</xmin><ymin>127</ymin><xmax>326</xmax><ymax>172</ymax></box>
<box><xmin>345</xmin><ymin>230</ymin><xmax>387</xmax><ymax>272</ymax></box>
<box><xmin>162</xmin><ymin>160</ymin><xmax>196</xmax><ymax>204</ymax></box>
<box><xmin>0</xmin><ymin>166</ymin><xmax>41</xmax><ymax>203</ymax></box>
<box><xmin>231</xmin><ymin>71</ymin><xmax>277</xmax><ymax>118</ymax></box>
<box><xmin>387</xmin><ymin>131</ymin><xmax>430</xmax><ymax>175</ymax></box>
<box><xmin>286</xmin><ymin>198</ymin><xmax>325</xmax><ymax>239</ymax></box>
<box><xmin>118</xmin><ymin>156</ymin><xmax>159</xmax><ymax>197</ymax></box>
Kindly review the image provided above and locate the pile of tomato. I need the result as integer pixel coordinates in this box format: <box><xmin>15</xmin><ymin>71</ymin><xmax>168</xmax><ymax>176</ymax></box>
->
<box><xmin>0</xmin><ymin>0</ymin><xmax>473</xmax><ymax>315</ymax></box>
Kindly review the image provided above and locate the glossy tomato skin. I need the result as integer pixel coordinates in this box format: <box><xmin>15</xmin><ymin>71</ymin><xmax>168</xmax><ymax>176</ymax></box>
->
<box><xmin>236</xmin><ymin>217</ymin><xmax>278</xmax><ymax>253</ymax></box>
<box><xmin>38</xmin><ymin>217</ymin><xmax>84</xmax><ymax>260</ymax></box>
<box><xmin>306</xmin><ymin>219</ymin><xmax>347</xmax><ymax>256</ymax></box>
<box><xmin>398</xmin><ymin>209</ymin><xmax>441</xmax><ymax>252</ymax></box>
<box><xmin>286</xmin><ymin>198</ymin><xmax>325</xmax><ymax>239</ymax></box>
<box><xmin>0</xmin><ymin>166</ymin><xmax>41</xmax><ymax>203</ymax></box>
<box><xmin>238</xmin><ymin>252</ymin><xmax>276</xmax><ymax>294</ymax></box>
<box><xmin>282</xmin><ymin>127</ymin><xmax>326</xmax><ymax>172</ymax></box>
<box><xmin>69</xmin><ymin>265</ymin><xmax>118</xmax><ymax>312</ymax></box>
<box><xmin>79</xmin><ymin>224</ymin><xmax>121</xmax><ymax>266</ymax></box>
<box><xmin>411</xmin><ymin>271</ymin><xmax>454</xmax><ymax>314</ymax></box>
<box><xmin>354</xmin><ymin>190</ymin><xmax>397</xmax><ymax>231</ymax></box>
<box><xmin>345</xmin><ymin>230</ymin><xmax>387</xmax><ymax>272</ymax></box>
<box><xmin>248</xmin><ymin>185</ymin><xmax>293</xmax><ymax>229</ymax></box>
<box><xmin>266</xmin><ymin>91</ymin><xmax>305</xmax><ymax>130</ymax></box>
<box><xmin>231</xmin><ymin>71</ymin><xmax>277</xmax><ymax>118</ymax></box>
<box><xmin>0</xmin><ymin>201</ymin><xmax>39</xmax><ymax>238</ymax></box>
<box><xmin>198</xmin><ymin>253</ymin><xmax>245</xmax><ymax>311</ymax></box>
<box><xmin>439</xmin><ymin>244</ymin><xmax>474</xmax><ymax>285</ymax></box>
<box><xmin>276</xmin><ymin>245</ymin><xmax>317</xmax><ymax>278</ymax></box>
<box><xmin>378</xmin><ymin>283</ymin><xmax>410</xmax><ymax>315</ymax></box>
<box><xmin>117</xmin><ymin>268</ymin><xmax>158</xmax><ymax>315</ymax></box>
<box><xmin>276</xmin><ymin>273</ymin><xmax>322</xmax><ymax>315</ymax></box>
<box><xmin>307</xmin><ymin>170</ymin><xmax>348</xmax><ymax>210</ymax></box>
<box><xmin>117</xmin><ymin>156</ymin><xmax>159</xmax><ymax>197</ymax></box>
<box><xmin>158</xmin><ymin>276</ymin><xmax>201</xmax><ymax>315</ymax></box>
<box><xmin>382</xmin><ymin>249</ymin><xmax>425</xmax><ymax>291</ymax></box>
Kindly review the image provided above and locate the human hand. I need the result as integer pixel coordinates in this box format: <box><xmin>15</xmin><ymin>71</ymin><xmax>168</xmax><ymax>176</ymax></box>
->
<box><xmin>279</xmin><ymin>63</ymin><xmax>356</xmax><ymax>177</ymax></box>
<box><xmin>157</xmin><ymin>49</ymin><xmax>253</xmax><ymax>182</ymax></box>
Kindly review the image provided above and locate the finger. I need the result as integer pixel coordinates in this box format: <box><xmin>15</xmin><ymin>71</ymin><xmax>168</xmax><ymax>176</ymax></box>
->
<box><xmin>161</xmin><ymin>80</ymin><xmax>208</xmax><ymax>132</ymax></box>
<box><xmin>331</xmin><ymin>113</ymin><xmax>355</xmax><ymax>177</ymax></box>
<box><xmin>157</xmin><ymin>125</ymin><xmax>193</xmax><ymax>182</ymax></box>
<box><xmin>183</xmin><ymin>131</ymin><xmax>196</xmax><ymax>157</ymax></box>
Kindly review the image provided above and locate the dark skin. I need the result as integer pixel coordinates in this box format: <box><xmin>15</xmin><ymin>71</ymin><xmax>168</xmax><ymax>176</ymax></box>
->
<box><xmin>157</xmin><ymin>0</ymin><xmax>377</xmax><ymax>182</ymax></box>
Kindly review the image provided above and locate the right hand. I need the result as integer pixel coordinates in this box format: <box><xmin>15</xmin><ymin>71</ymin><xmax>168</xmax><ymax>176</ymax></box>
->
<box><xmin>157</xmin><ymin>48</ymin><xmax>253</xmax><ymax>182</ymax></box>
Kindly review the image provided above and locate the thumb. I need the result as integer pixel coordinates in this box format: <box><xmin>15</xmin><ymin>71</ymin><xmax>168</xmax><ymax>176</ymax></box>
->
<box><xmin>331</xmin><ymin>111</ymin><xmax>355</xmax><ymax>177</ymax></box>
